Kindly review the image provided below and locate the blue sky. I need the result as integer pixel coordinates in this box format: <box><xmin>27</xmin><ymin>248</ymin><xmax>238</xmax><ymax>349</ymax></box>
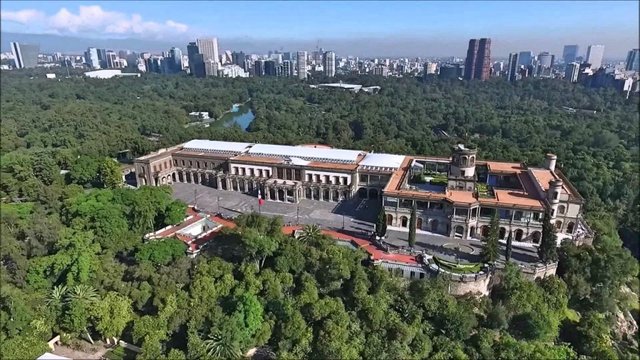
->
<box><xmin>1</xmin><ymin>1</ymin><xmax>638</xmax><ymax>57</ymax></box>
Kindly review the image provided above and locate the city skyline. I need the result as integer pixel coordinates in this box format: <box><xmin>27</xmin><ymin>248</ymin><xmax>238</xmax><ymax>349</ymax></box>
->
<box><xmin>1</xmin><ymin>1</ymin><xmax>638</xmax><ymax>57</ymax></box>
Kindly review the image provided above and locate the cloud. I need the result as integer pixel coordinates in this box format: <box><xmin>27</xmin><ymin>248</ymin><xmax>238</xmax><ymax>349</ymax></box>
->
<box><xmin>1</xmin><ymin>9</ymin><xmax>46</xmax><ymax>24</ymax></box>
<box><xmin>1</xmin><ymin>5</ymin><xmax>189</xmax><ymax>39</ymax></box>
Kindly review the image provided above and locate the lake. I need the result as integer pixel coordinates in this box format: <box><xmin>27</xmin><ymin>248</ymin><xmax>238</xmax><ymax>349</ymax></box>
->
<box><xmin>221</xmin><ymin>103</ymin><xmax>255</xmax><ymax>130</ymax></box>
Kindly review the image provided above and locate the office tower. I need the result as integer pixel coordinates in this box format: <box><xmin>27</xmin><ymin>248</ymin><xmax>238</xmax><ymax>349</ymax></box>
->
<box><xmin>463</xmin><ymin>38</ymin><xmax>491</xmax><ymax>80</ymax></box>
<box><xmin>424</xmin><ymin>62</ymin><xmax>437</xmax><ymax>75</ymax></box>
<box><xmin>196</xmin><ymin>38</ymin><xmax>219</xmax><ymax>64</ymax></box>
<box><xmin>264</xmin><ymin>60</ymin><xmax>277</xmax><ymax>76</ymax></box>
<box><xmin>373</xmin><ymin>64</ymin><xmax>389</xmax><ymax>77</ymax></box>
<box><xmin>297</xmin><ymin>51</ymin><xmax>307</xmax><ymax>80</ymax></box>
<box><xmin>562</xmin><ymin>45</ymin><xmax>579</xmax><ymax>64</ymax></box>
<box><xmin>168</xmin><ymin>47</ymin><xmax>183</xmax><ymax>73</ymax></box>
<box><xmin>232</xmin><ymin>51</ymin><xmax>246</xmax><ymax>67</ymax></box>
<box><xmin>518</xmin><ymin>51</ymin><xmax>533</xmax><ymax>67</ymax></box>
<box><xmin>282</xmin><ymin>60</ymin><xmax>292</xmax><ymax>77</ymax></box>
<box><xmin>105</xmin><ymin>51</ymin><xmax>117</xmax><ymax>69</ymax></box>
<box><xmin>507</xmin><ymin>52</ymin><xmax>519</xmax><ymax>82</ymax></box>
<box><xmin>187</xmin><ymin>42</ymin><xmax>205</xmax><ymax>78</ymax></box>
<box><xmin>586</xmin><ymin>45</ymin><xmax>605</xmax><ymax>69</ymax></box>
<box><xmin>323</xmin><ymin>51</ymin><xmax>336</xmax><ymax>77</ymax></box>
<box><xmin>625</xmin><ymin>49</ymin><xmax>639</xmax><ymax>72</ymax></box>
<box><xmin>536</xmin><ymin>52</ymin><xmax>554</xmax><ymax>77</ymax></box>
<box><xmin>254</xmin><ymin>60</ymin><xmax>265</xmax><ymax>77</ymax></box>
<box><xmin>283</xmin><ymin>52</ymin><xmax>294</xmax><ymax>61</ymax></box>
<box><xmin>84</xmin><ymin>47</ymin><xmax>101</xmax><ymax>69</ymax></box>
<box><xmin>565</xmin><ymin>62</ymin><xmax>580</xmax><ymax>82</ymax></box>
<box><xmin>10</xmin><ymin>42</ymin><xmax>39</xmax><ymax>69</ymax></box>
<box><xmin>222</xmin><ymin>50</ymin><xmax>232</xmax><ymax>64</ymax></box>
<box><xmin>204</xmin><ymin>60</ymin><xmax>219</xmax><ymax>76</ymax></box>
<box><xmin>96</xmin><ymin>48</ymin><xmax>107</xmax><ymax>68</ymax></box>
<box><xmin>492</xmin><ymin>61</ymin><xmax>504</xmax><ymax>76</ymax></box>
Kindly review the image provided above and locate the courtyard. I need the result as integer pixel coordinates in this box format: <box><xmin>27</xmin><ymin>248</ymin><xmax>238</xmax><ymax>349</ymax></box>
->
<box><xmin>171</xmin><ymin>183</ymin><xmax>540</xmax><ymax>265</ymax></box>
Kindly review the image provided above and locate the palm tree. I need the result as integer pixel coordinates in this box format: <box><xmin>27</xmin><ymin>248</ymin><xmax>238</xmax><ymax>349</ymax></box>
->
<box><xmin>68</xmin><ymin>284</ymin><xmax>99</xmax><ymax>304</ymax></box>
<box><xmin>298</xmin><ymin>224</ymin><xmax>322</xmax><ymax>243</ymax></box>
<box><xmin>46</xmin><ymin>285</ymin><xmax>68</xmax><ymax>307</ymax></box>
<box><xmin>204</xmin><ymin>332</ymin><xmax>241</xmax><ymax>359</ymax></box>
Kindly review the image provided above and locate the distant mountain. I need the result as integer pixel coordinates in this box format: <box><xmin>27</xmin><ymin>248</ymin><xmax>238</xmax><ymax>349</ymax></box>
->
<box><xmin>1</xmin><ymin>32</ymin><xmax>186</xmax><ymax>54</ymax></box>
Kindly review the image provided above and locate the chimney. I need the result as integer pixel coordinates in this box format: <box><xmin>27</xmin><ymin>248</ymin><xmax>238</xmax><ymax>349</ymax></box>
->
<box><xmin>544</xmin><ymin>153</ymin><xmax>557</xmax><ymax>172</ymax></box>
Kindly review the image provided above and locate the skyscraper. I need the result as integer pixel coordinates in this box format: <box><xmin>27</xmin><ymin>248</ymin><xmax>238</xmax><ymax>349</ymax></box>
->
<box><xmin>84</xmin><ymin>47</ymin><xmax>101</xmax><ymax>69</ymax></box>
<box><xmin>518</xmin><ymin>51</ymin><xmax>533</xmax><ymax>67</ymax></box>
<box><xmin>187</xmin><ymin>42</ymin><xmax>205</xmax><ymax>78</ymax></box>
<box><xmin>196</xmin><ymin>38</ymin><xmax>219</xmax><ymax>64</ymax></box>
<box><xmin>562</xmin><ymin>45</ymin><xmax>579</xmax><ymax>64</ymax></box>
<box><xmin>297</xmin><ymin>51</ymin><xmax>307</xmax><ymax>80</ymax></box>
<box><xmin>464</xmin><ymin>38</ymin><xmax>491</xmax><ymax>80</ymax></box>
<box><xmin>323</xmin><ymin>51</ymin><xmax>336</xmax><ymax>77</ymax></box>
<box><xmin>536</xmin><ymin>52</ymin><xmax>554</xmax><ymax>77</ymax></box>
<box><xmin>10</xmin><ymin>42</ymin><xmax>39</xmax><ymax>69</ymax></box>
<box><xmin>282</xmin><ymin>60</ymin><xmax>292</xmax><ymax>77</ymax></box>
<box><xmin>586</xmin><ymin>45</ymin><xmax>605</xmax><ymax>69</ymax></box>
<box><xmin>232</xmin><ymin>51</ymin><xmax>246</xmax><ymax>67</ymax></box>
<box><xmin>507</xmin><ymin>52</ymin><xmax>519</xmax><ymax>83</ymax></box>
<box><xmin>106</xmin><ymin>51</ymin><xmax>118</xmax><ymax>69</ymax></box>
<box><xmin>254</xmin><ymin>60</ymin><xmax>265</xmax><ymax>77</ymax></box>
<box><xmin>564</xmin><ymin>62</ymin><xmax>580</xmax><ymax>83</ymax></box>
<box><xmin>168</xmin><ymin>47</ymin><xmax>183</xmax><ymax>73</ymax></box>
<box><xmin>264</xmin><ymin>60</ymin><xmax>277</xmax><ymax>76</ymax></box>
<box><xmin>625</xmin><ymin>49</ymin><xmax>639</xmax><ymax>72</ymax></box>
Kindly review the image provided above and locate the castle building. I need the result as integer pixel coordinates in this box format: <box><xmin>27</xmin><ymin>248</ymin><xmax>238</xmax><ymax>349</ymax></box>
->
<box><xmin>135</xmin><ymin>140</ymin><xmax>590</xmax><ymax>246</ymax></box>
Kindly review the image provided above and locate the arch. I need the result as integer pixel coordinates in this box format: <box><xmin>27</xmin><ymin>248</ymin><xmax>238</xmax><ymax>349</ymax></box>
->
<box><xmin>277</xmin><ymin>189</ymin><xmax>286</xmax><ymax>202</ymax></box>
<box><xmin>161</xmin><ymin>176</ymin><xmax>167</xmax><ymax>184</ymax></box>
<box><xmin>566</xmin><ymin>222</ymin><xmax>575</xmax><ymax>234</ymax></box>
<box><xmin>469</xmin><ymin>156</ymin><xmax>475</xmax><ymax>166</ymax></box>
<box><xmin>555</xmin><ymin>220</ymin><xmax>563</xmax><ymax>230</ymax></box>
<box><xmin>386</xmin><ymin>214</ymin><xmax>393</xmax><ymax>226</ymax></box>
<box><xmin>171</xmin><ymin>173</ymin><xmax>176</xmax><ymax>183</ymax></box>
<box><xmin>531</xmin><ymin>231</ymin><xmax>542</xmax><ymax>244</ymax></box>
<box><xmin>454</xmin><ymin>225</ymin><xmax>464</xmax><ymax>238</ymax></box>
<box><xmin>357</xmin><ymin>187</ymin><xmax>368</xmax><ymax>199</ymax></box>
<box><xmin>178</xmin><ymin>172</ymin><xmax>184</xmax><ymax>183</ymax></box>
<box><xmin>369</xmin><ymin>188</ymin><xmax>379</xmax><ymax>199</ymax></box>
<box><xmin>193</xmin><ymin>172</ymin><xmax>199</xmax><ymax>184</ymax></box>
<box><xmin>481</xmin><ymin>225</ymin><xmax>490</xmax><ymax>238</ymax></box>
<box><xmin>200</xmin><ymin>173</ymin><xmax>206</xmax><ymax>184</ymax></box>
<box><xmin>431</xmin><ymin>219</ymin><xmax>439</xmax><ymax>232</ymax></box>
<box><xmin>305</xmin><ymin>187</ymin><xmax>312</xmax><ymax>199</ymax></box>
<box><xmin>470</xmin><ymin>226</ymin><xmax>476</xmax><ymax>238</ymax></box>
<box><xmin>401</xmin><ymin>216</ymin><xmax>409</xmax><ymax>228</ymax></box>
<box><xmin>499</xmin><ymin>227</ymin><xmax>506</xmax><ymax>240</ymax></box>
<box><xmin>417</xmin><ymin>217</ymin><xmax>423</xmax><ymax>230</ymax></box>
<box><xmin>333</xmin><ymin>190</ymin><xmax>340</xmax><ymax>202</ymax></box>
<box><xmin>323</xmin><ymin>188</ymin><xmax>330</xmax><ymax>201</ymax></box>
<box><xmin>232</xmin><ymin>179</ymin><xmax>239</xmax><ymax>191</ymax></box>
<box><xmin>515</xmin><ymin>229</ymin><xmax>524</xmax><ymax>242</ymax></box>
<box><xmin>460</xmin><ymin>156</ymin><xmax>468</xmax><ymax>167</ymax></box>
<box><xmin>558</xmin><ymin>205</ymin><xmax>566</xmax><ymax>214</ymax></box>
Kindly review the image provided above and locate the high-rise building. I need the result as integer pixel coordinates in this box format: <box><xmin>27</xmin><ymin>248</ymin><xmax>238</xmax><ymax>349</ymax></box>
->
<box><xmin>187</xmin><ymin>42</ymin><xmax>205</xmax><ymax>78</ymax></box>
<box><xmin>518</xmin><ymin>51</ymin><xmax>533</xmax><ymax>67</ymax></box>
<box><xmin>536</xmin><ymin>52</ymin><xmax>554</xmax><ymax>77</ymax></box>
<box><xmin>96</xmin><ymin>48</ymin><xmax>108</xmax><ymax>68</ymax></box>
<box><xmin>492</xmin><ymin>61</ymin><xmax>504</xmax><ymax>76</ymax></box>
<box><xmin>196</xmin><ymin>38</ymin><xmax>219</xmax><ymax>64</ymax></box>
<box><xmin>296</xmin><ymin>51</ymin><xmax>307</xmax><ymax>80</ymax></box>
<box><xmin>254</xmin><ymin>60</ymin><xmax>265</xmax><ymax>77</ymax></box>
<box><xmin>84</xmin><ymin>47</ymin><xmax>101</xmax><ymax>69</ymax></box>
<box><xmin>106</xmin><ymin>51</ymin><xmax>118</xmax><ymax>69</ymax></box>
<box><xmin>565</xmin><ymin>62</ymin><xmax>580</xmax><ymax>83</ymax></box>
<box><xmin>424</xmin><ymin>62</ymin><xmax>437</xmax><ymax>75</ymax></box>
<box><xmin>204</xmin><ymin>60</ymin><xmax>219</xmax><ymax>77</ymax></box>
<box><xmin>10</xmin><ymin>42</ymin><xmax>39</xmax><ymax>69</ymax></box>
<box><xmin>323</xmin><ymin>51</ymin><xmax>336</xmax><ymax>77</ymax></box>
<box><xmin>507</xmin><ymin>52</ymin><xmax>519</xmax><ymax>83</ymax></box>
<box><xmin>586</xmin><ymin>45</ymin><xmax>605</xmax><ymax>69</ymax></box>
<box><xmin>264</xmin><ymin>60</ymin><xmax>277</xmax><ymax>76</ymax></box>
<box><xmin>463</xmin><ymin>38</ymin><xmax>491</xmax><ymax>80</ymax></box>
<box><xmin>562</xmin><ymin>45</ymin><xmax>579</xmax><ymax>64</ymax></box>
<box><xmin>282</xmin><ymin>60</ymin><xmax>292</xmax><ymax>77</ymax></box>
<box><xmin>166</xmin><ymin>47</ymin><xmax>183</xmax><ymax>73</ymax></box>
<box><xmin>372</xmin><ymin>64</ymin><xmax>389</xmax><ymax>77</ymax></box>
<box><xmin>232</xmin><ymin>51</ymin><xmax>246</xmax><ymax>67</ymax></box>
<box><xmin>625</xmin><ymin>49</ymin><xmax>639</xmax><ymax>72</ymax></box>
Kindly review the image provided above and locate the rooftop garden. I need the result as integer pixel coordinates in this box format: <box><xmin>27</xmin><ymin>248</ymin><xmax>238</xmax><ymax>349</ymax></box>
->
<box><xmin>476</xmin><ymin>183</ymin><xmax>495</xmax><ymax>198</ymax></box>
<box><xmin>432</xmin><ymin>256</ymin><xmax>483</xmax><ymax>274</ymax></box>
<box><xmin>412</xmin><ymin>171</ymin><xmax>448</xmax><ymax>186</ymax></box>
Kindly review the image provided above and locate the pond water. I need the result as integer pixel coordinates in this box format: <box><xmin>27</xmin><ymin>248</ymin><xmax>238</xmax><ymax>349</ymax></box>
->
<box><xmin>222</xmin><ymin>103</ymin><xmax>255</xmax><ymax>130</ymax></box>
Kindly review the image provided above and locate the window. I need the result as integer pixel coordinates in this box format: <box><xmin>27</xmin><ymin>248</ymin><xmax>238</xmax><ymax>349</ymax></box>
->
<box><xmin>533</xmin><ymin>212</ymin><xmax>541</xmax><ymax>221</ymax></box>
<box><xmin>555</xmin><ymin>220</ymin><xmax>563</xmax><ymax>230</ymax></box>
<box><xmin>333</xmin><ymin>176</ymin><xmax>339</xmax><ymax>184</ymax></box>
<box><xmin>419</xmin><ymin>272</ymin><xmax>425</xmax><ymax>279</ymax></box>
<box><xmin>553</xmin><ymin>191</ymin><xmax>559</xmax><ymax>200</ymax></box>
<box><xmin>189</xmin><ymin>161</ymin><xmax>192</xmax><ymax>167</ymax></box>
<box><xmin>558</xmin><ymin>205</ymin><xmax>566</xmax><ymax>215</ymax></box>
<box><xmin>566</xmin><ymin>222</ymin><xmax>575</xmax><ymax>234</ymax></box>
<box><xmin>410</xmin><ymin>271</ymin><xmax>415</xmax><ymax>279</ymax></box>
<box><xmin>359</xmin><ymin>174</ymin><xmax>368</xmax><ymax>183</ymax></box>
<box><xmin>342</xmin><ymin>176</ymin><xmax>348</xmax><ymax>185</ymax></box>
<box><xmin>471</xmin><ymin>208</ymin><xmax>478</xmax><ymax>218</ymax></box>
<box><xmin>173</xmin><ymin>159</ymin><xmax>178</xmax><ymax>166</ymax></box>
<box><xmin>196</xmin><ymin>161</ymin><xmax>200</xmax><ymax>168</ymax></box>
<box><xmin>307</xmin><ymin>174</ymin><xmax>312</xmax><ymax>182</ymax></box>
<box><xmin>324</xmin><ymin>175</ymin><xmax>330</xmax><ymax>183</ymax></box>
<box><xmin>181</xmin><ymin>160</ymin><xmax>185</xmax><ymax>166</ymax></box>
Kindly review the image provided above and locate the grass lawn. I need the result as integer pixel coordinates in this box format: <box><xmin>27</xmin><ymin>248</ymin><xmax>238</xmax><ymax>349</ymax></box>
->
<box><xmin>104</xmin><ymin>346</ymin><xmax>137</xmax><ymax>360</ymax></box>
<box><xmin>433</xmin><ymin>256</ymin><xmax>483</xmax><ymax>274</ymax></box>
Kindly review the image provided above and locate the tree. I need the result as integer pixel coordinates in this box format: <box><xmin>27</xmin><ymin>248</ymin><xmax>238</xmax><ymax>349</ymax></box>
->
<box><xmin>408</xmin><ymin>202</ymin><xmax>417</xmax><ymax>248</ymax></box>
<box><xmin>538</xmin><ymin>212</ymin><xmax>558</xmax><ymax>263</ymax></box>
<box><xmin>203</xmin><ymin>331</ymin><xmax>242</xmax><ymax>359</ymax></box>
<box><xmin>93</xmin><ymin>292</ymin><xmax>133</xmax><ymax>341</ymax></box>
<box><xmin>135</xmin><ymin>238</ymin><xmax>187</xmax><ymax>266</ymax></box>
<box><xmin>63</xmin><ymin>284</ymin><xmax>100</xmax><ymax>344</ymax></box>
<box><xmin>69</xmin><ymin>156</ymin><xmax>100</xmax><ymax>187</ymax></box>
<box><xmin>375</xmin><ymin>207</ymin><xmax>387</xmax><ymax>238</ymax></box>
<box><xmin>505</xmin><ymin>230</ymin><xmax>513</xmax><ymax>262</ymax></box>
<box><xmin>481</xmin><ymin>212</ymin><xmax>500</xmax><ymax>264</ymax></box>
<box><xmin>298</xmin><ymin>224</ymin><xmax>322</xmax><ymax>243</ymax></box>
<box><xmin>97</xmin><ymin>158</ymin><xmax>122</xmax><ymax>189</ymax></box>
<box><xmin>241</xmin><ymin>228</ymin><xmax>278</xmax><ymax>271</ymax></box>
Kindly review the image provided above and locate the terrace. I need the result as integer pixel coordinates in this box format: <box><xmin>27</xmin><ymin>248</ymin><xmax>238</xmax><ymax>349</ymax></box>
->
<box><xmin>407</xmin><ymin>170</ymin><xmax>448</xmax><ymax>193</ymax></box>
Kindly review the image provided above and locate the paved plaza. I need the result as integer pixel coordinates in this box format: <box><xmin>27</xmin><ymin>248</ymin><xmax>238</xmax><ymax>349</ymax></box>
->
<box><xmin>171</xmin><ymin>183</ymin><xmax>540</xmax><ymax>265</ymax></box>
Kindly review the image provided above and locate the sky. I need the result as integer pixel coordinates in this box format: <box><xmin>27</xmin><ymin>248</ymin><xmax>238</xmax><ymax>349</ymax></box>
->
<box><xmin>1</xmin><ymin>1</ymin><xmax>638</xmax><ymax>57</ymax></box>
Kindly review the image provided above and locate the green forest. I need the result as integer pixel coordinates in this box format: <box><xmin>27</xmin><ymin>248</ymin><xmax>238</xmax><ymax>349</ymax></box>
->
<box><xmin>1</xmin><ymin>70</ymin><xmax>638</xmax><ymax>359</ymax></box>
